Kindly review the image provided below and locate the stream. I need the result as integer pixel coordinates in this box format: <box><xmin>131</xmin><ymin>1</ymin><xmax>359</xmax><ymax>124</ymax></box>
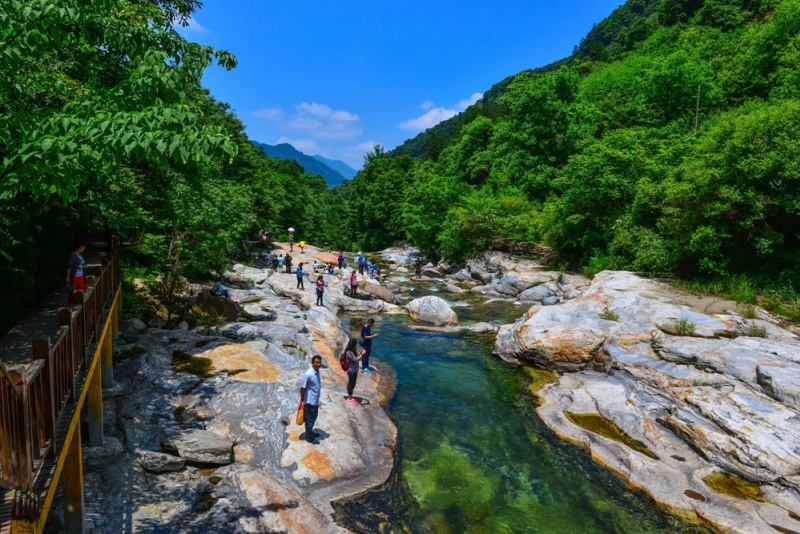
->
<box><xmin>334</xmin><ymin>275</ymin><xmax>710</xmax><ymax>533</ymax></box>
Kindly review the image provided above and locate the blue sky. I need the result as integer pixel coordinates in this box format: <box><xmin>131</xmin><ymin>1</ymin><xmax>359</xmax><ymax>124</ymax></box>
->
<box><xmin>181</xmin><ymin>1</ymin><xmax>623</xmax><ymax>169</ymax></box>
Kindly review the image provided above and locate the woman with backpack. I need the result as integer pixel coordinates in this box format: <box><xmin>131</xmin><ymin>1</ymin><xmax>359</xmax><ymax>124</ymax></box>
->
<box><xmin>343</xmin><ymin>338</ymin><xmax>365</xmax><ymax>405</ymax></box>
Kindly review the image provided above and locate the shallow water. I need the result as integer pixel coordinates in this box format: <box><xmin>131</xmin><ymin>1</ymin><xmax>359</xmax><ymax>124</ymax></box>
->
<box><xmin>337</xmin><ymin>311</ymin><xmax>709</xmax><ymax>533</ymax></box>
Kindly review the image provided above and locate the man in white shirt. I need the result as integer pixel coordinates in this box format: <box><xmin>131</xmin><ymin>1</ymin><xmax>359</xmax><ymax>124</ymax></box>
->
<box><xmin>300</xmin><ymin>355</ymin><xmax>322</xmax><ymax>444</ymax></box>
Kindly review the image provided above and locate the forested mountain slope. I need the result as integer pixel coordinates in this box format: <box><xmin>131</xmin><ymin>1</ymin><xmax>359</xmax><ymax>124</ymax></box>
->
<box><xmin>350</xmin><ymin>0</ymin><xmax>800</xmax><ymax>292</ymax></box>
<box><xmin>253</xmin><ymin>141</ymin><xmax>351</xmax><ymax>187</ymax></box>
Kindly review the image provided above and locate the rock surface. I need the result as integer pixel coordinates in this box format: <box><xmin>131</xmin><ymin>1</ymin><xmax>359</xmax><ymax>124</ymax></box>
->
<box><xmin>496</xmin><ymin>270</ymin><xmax>800</xmax><ymax>534</ymax></box>
<box><xmin>405</xmin><ymin>296</ymin><xmax>459</xmax><ymax>326</ymax></box>
<box><xmin>54</xmin><ymin>247</ymin><xmax>398</xmax><ymax>534</ymax></box>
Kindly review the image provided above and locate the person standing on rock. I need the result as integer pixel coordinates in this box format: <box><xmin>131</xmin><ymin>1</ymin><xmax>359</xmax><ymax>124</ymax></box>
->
<box><xmin>296</xmin><ymin>262</ymin><xmax>305</xmax><ymax>289</ymax></box>
<box><xmin>345</xmin><ymin>338</ymin><xmax>365</xmax><ymax>405</ymax></box>
<box><xmin>300</xmin><ymin>240</ymin><xmax>305</xmax><ymax>254</ymax></box>
<box><xmin>289</xmin><ymin>235</ymin><xmax>294</xmax><ymax>251</ymax></box>
<box><xmin>360</xmin><ymin>318</ymin><xmax>378</xmax><ymax>373</ymax></box>
<box><xmin>315</xmin><ymin>274</ymin><xmax>326</xmax><ymax>306</ymax></box>
<box><xmin>415</xmin><ymin>258</ymin><xmax>422</xmax><ymax>278</ymax></box>
<box><xmin>285</xmin><ymin>253</ymin><xmax>292</xmax><ymax>274</ymax></box>
<box><xmin>278</xmin><ymin>254</ymin><xmax>284</xmax><ymax>271</ymax></box>
<box><xmin>349</xmin><ymin>271</ymin><xmax>358</xmax><ymax>297</ymax></box>
<box><xmin>338</xmin><ymin>251</ymin><xmax>344</xmax><ymax>270</ymax></box>
<box><xmin>300</xmin><ymin>355</ymin><xmax>322</xmax><ymax>444</ymax></box>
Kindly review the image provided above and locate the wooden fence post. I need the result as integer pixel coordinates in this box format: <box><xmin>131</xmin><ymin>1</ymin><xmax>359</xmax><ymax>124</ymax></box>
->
<box><xmin>32</xmin><ymin>338</ymin><xmax>56</xmax><ymax>457</ymax></box>
<box><xmin>86</xmin><ymin>365</ymin><xmax>103</xmax><ymax>447</ymax></box>
<box><xmin>62</xmin><ymin>424</ymin><xmax>84</xmax><ymax>534</ymax></box>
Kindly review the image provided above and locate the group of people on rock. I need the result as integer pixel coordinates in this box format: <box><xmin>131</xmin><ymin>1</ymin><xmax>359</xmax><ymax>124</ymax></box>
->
<box><xmin>300</xmin><ymin>318</ymin><xmax>379</xmax><ymax>444</ymax></box>
<box><xmin>355</xmin><ymin>252</ymin><xmax>381</xmax><ymax>279</ymax></box>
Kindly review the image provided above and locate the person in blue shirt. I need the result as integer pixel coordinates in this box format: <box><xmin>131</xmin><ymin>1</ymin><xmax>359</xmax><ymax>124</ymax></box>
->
<box><xmin>296</xmin><ymin>262</ymin><xmax>305</xmax><ymax>289</ymax></box>
<box><xmin>369</xmin><ymin>260</ymin><xmax>376</xmax><ymax>278</ymax></box>
<box><xmin>300</xmin><ymin>355</ymin><xmax>322</xmax><ymax>444</ymax></box>
<box><xmin>360</xmin><ymin>318</ymin><xmax>378</xmax><ymax>372</ymax></box>
<box><xmin>211</xmin><ymin>281</ymin><xmax>230</xmax><ymax>299</ymax></box>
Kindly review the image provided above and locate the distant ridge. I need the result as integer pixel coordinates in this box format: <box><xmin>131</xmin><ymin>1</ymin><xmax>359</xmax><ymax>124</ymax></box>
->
<box><xmin>252</xmin><ymin>141</ymin><xmax>352</xmax><ymax>187</ymax></box>
<box><xmin>312</xmin><ymin>154</ymin><xmax>358</xmax><ymax>180</ymax></box>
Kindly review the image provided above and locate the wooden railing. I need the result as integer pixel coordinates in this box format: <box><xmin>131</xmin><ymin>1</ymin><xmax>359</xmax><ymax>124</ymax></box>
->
<box><xmin>0</xmin><ymin>233</ymin><xmax>120</xmax><ymax>523</ymax></box>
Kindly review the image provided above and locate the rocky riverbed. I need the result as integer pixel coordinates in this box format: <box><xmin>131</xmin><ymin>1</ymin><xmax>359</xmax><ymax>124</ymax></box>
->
<box><xmin>383</xmin><ymin>247</ymin><xmax>800</xmax><ymax>533</ymax></box>
<box><xmin>47</xmin><ymin>244</ymin><xmax>401</xmax><ymax>533</ymax></box>
<box><xmin>47</xmin><ymin>243</ymin><xmax>800</xmax><ymax>533</ymax></box>
<box><xmin>492</xmin><ymin>270</ymin><xmax>800</xmax><ymax>534</ymax></box>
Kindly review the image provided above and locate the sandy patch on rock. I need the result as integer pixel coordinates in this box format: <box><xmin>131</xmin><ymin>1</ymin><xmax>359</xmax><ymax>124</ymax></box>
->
<box><xmin>200</xmin><ymin>341</ymin><xmax>280</xmax><ymax>382</ymax></box>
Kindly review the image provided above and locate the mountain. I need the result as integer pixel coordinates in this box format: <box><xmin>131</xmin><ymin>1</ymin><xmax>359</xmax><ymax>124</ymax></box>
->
<box><xmin>252</xmin><ymin>142</ymin><xmax>349</xmax><ymax>187</ymax></box>
<box><xmin>312</xmin><ymin>154</ymin><xmax>358</xmax><ymax>180</ymax></box>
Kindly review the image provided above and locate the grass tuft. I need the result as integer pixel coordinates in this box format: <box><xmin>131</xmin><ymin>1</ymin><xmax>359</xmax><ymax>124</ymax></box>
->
<box><xmin>673</xmin><ymin>318</ymin><xmax>697</xmax><ymax>335</ymax></box>
<box><xmin>601</xmin><ymin>308</ymin><xmax>620</xmax><ymax>321</ymax></box>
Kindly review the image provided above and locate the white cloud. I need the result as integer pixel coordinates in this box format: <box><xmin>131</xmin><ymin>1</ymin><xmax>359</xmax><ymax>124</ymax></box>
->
<box><xmin>253</xmin><ymin>101</ymin><xmax>362</xmax><ymax>140</ymax></box>
<box><xmin>340</xmin><ymin>140</ymin><xmax>380</xmax><ymax>169</ymax></box>
<box><xmin>185</xmin><ymin>16</ymin><xmax>208</xmax><ymax>33</ymax></box>
<box><xmin>254</xmin><ymin>107</ymin><xmax>283</xmax><ymax>121</ymax></box>
<box><xmin>277</xmin><ymin>137</ymin><xmax>318</xmax><ymax>154</ymax></box>
<box><xmin>400</xmin><ymin>108</ymin><xmax>458</xmax><ymax>131</ymax></box>
<box><xmin>456</xmin><ymin>92</ymin><xmax>483</xmax><ymax>110</ymax></box>
<box><xmin>297</xmin><ymin>102</ymin><xmax>359</xmax><ymax>123</ymax></box>
<box><xmin>400</xmin><ymin>92</ymin><xmax>484</xmax><ymax>132</ymax></box>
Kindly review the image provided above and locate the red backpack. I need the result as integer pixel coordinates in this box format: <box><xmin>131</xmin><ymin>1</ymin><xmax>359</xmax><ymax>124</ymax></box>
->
<box><xmin>340</xmin><ymin>352</ymin><xmax>349</xmax><ymax>372</ymax></box>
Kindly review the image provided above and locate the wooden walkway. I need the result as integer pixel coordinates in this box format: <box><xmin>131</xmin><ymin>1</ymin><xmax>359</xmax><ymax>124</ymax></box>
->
<box><xmin>0</xmin><ymin>253</ymin><xmax>109</xmax><ymax>367</ymax></box>
<box><xmin>0</xmin><ymin>236</ymin><xmax>121</xmax><ymax>534</ymax></box>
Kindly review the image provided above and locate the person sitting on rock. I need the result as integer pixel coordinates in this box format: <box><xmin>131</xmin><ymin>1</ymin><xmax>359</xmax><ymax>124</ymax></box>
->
<box><xmin>211</xmin><ymin>281</ymin><xmax>230</xmax><ymax>299</ymax></box>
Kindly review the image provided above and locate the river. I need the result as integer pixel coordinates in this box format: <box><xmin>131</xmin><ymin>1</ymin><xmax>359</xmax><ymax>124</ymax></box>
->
<box><xmin>334</xmin><ymin>278</ymin><xmax>710</xmax><ymax>533</ymax></box>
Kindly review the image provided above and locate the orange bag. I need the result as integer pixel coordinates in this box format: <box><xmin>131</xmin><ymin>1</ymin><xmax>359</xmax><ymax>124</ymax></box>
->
<box><xmin>296</xmin><ymin>400</ymin><xmax>305</xmax><ymax>425</ymax></box>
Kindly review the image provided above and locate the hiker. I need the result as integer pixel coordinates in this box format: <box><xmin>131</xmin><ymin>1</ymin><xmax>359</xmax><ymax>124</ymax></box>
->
<box><xmin>285</xmin><ymin>253</ymin><xmax>293</xmax><ymax>274</ymax></box>
<box><xmin>300</xmin><ymin>240</ymin><xmax>305</xmax><ymax>254</ymax></box>
<box><xmin>296</xmin><ymin>262</ymin><xmax>305</xmax><ymax>289</ymax></box>
<box><xmin>338</xmin><ymin>251</ymin><xmax>344</xmax><ymax>270</ymax></box>
<box><xmin>349</xmin><ymin>271</ymin><xmax>358</xmax><ymax>297</ymax></box>
<box><xmin>360</xmin><ymin>318</ymin><xmax>378</xmax><ymax>372</ymax></box>
<box><xmin>357</xmin><ymin>252</ymin><xmax>365</xmax><ymax>275</ymax></box>
<box><xmin>65</xmin><ymin>240</ymin><xmax>87</xmax><ymax>308</ymax></box>
<box><xmin>300</xmin><ymin>355</ymin><xmax>322</xmax><ymax>444</ymax></box>
<box><xmin>415</xmin><ymin>258</ymin><xmax>422</xmax><ymax>278</ymax></box>
<box><xmin>211</xmin><ymin>281</ymin><xmax>230</xmax><ymax>299</ymax></box>
<box><xmin>344</xmin><ymin>338</ymin><xmax>365</xmax><ymax>405</ymax></box>
<box><xmin>315</xmin><ymin>274</ymin><xmax>326</xmax><ymax>306</ymax></box>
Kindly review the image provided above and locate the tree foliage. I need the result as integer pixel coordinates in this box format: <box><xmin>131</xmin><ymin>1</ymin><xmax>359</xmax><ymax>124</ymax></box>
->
<box><xmin>346</xmin><ymin>0</ymin><xmax>800</xmax><ymax>292</ymax></box>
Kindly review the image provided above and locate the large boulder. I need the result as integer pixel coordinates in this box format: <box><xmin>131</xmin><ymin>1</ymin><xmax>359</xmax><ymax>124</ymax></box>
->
<box><xmin>518</xmin><ymin>284</ymin><xmax>555</xmax><ymax>303</ymax></box>
<box><xmin>162</xmin><ymin>429</ymin><xmax>234</xmax><ymax>465</ymax></box>
<box><xmin>194</xmin><ymin>292</ymin><xmax>241</xmax><ymax>321</ymax></box>
<box><xmin>358</xmin><ymin>278</ymin><xmax>395</xmax><ymax>303</ymax></box>
<box><xmin>421</xmin><ymin>263</ymin><xmax>442</xmax><ymax>278</ymax></box>
<box><xmin>405</xmin><ymin>296</ymin><xmax>458</xmax><ymax>326</ymax></box>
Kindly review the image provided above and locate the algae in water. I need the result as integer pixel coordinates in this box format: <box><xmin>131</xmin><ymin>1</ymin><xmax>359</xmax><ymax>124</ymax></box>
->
<box><xmin>564</xmin><ymin>411</ymin><xmax>660</xmax><ymax>460</ymax></box>
<box><xmin>702</xmin><ymin>471</ymin><xmax>766</xmax><ymax>502</ymax></box>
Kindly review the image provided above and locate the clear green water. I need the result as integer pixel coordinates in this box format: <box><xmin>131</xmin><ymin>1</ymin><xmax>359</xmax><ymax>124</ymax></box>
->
<box><xmin>338</xmin><ymin>312</ymin><xmax>709</xmax><ymax>534</ymax></box>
